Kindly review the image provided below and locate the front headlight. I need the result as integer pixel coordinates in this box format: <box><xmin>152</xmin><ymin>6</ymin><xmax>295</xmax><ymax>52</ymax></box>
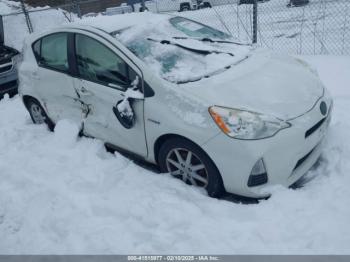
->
<box><xmin>209</xmin><ymin>106</ymin><xmax>291</xmax><ymax>140</ymax></box>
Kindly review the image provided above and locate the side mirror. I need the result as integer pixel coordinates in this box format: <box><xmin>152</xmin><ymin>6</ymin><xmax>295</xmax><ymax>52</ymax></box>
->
<box><xmin>113</xmin><ymin>99</ymin><xmax>135</xmax><ymax>129</ymax></box>
<box><xmin>108</xmin><ymin>76</ymin><xmax>144</xmax><ymax>100</ymax></box>
<box><xmin>112</xmin><ymin>76</ymin><xmax>144</xmax><ymax>129</ymax></box>
<box><xmin>127</xmin><ymin>75</ymin><xmax>144</xmax><ymax>98</ymax></box>
<box><xmin>121</xmin><ymin>87</ymin><xmax>144</xmax><ymax>100</ymax></box>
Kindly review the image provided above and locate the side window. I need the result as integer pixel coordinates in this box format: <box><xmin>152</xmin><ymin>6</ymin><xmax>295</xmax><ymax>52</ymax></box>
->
<box><xmin>32</xmin><ymin>40</ymin><xmax>41</xmax><ymax>61</ymax></box>
<box><xmin>75</xmin><ymin>34</ymin><xmax>130</xmax><ymax>89</ymax></box>
<box><xmin>38</xmin><ymin>33</ymin><xmax>69</xmax><ymax>72</ymax></box>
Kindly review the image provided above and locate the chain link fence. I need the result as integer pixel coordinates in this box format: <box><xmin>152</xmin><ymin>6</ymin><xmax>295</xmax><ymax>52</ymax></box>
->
<box><xmin>256</xmin><ymin>0</ymin><xmax>350</xmax><ymax>55</ymax></box>
<box><xmin>170</xmin><ymin>0</ymin><xmax>350</xmax><ymax>55</ymax></box>
<box><xmin>1</xmin><ymin>0</ymin><xmax>349</xmax><ymax>55</ymax></box>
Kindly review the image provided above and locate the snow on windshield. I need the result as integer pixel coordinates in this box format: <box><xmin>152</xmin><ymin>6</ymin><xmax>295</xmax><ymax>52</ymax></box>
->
<box><xmin>114</xmin><ymin>16</ymin><xmax>252</xmax><ymax>84</ymax></box>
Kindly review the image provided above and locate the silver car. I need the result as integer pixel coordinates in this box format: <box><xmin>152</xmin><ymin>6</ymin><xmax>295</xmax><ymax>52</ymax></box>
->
<box><xmin>0</xmin><ymin>17</ymin><xmax>20</xmax><ymax>98</ymax></box>
<box><xmin>19</xmin><ymin>13</ymin><xmax>332</xmax><ymax>198</ymax></box>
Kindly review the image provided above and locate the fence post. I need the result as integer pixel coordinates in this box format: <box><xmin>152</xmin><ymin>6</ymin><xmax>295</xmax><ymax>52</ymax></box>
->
<box><xmin>141</xmin><ymin>0</ymin><xmax>146</xmax><ymax>12</ymax></box>
<box><xmin>0</xmin><ymin>15</ymin><xmax>4</xmax><ymax>44</ymax></box>
<box><xmin>73</xmin><ymin>0</ymin><xmax>82</xmax><ymax>19</ymax></box>
<box><xmin>252</xmin><ymin>0</ymin><xmax>258</xmax><ymax>44</ymax></box>
<box><xmin>20</xmin><ymin>0</ymin><xmax>33</xmax><ymax>33</ymax></box>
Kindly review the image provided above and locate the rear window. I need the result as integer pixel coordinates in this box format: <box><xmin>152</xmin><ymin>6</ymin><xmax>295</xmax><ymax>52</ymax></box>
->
<box><xmin>32</xmin><ymin>33</ymin><xmax>69</xmax><ymax>72</ymax></box>
<box><xmin>169</xmin><ymin>17</ymin><xmax>230</xmax><ymax>40</ymax></box>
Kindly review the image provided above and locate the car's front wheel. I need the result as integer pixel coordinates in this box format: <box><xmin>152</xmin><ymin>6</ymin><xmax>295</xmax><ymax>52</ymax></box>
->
<box><xmin>26</xmin><ymin>98</ymin><xmax>55</xmax><ymax>131</ymax></box>
<box><xmin>158</xmin><ymin>137</ymin><xmax>224</xmax><ymax>197</ymax></box>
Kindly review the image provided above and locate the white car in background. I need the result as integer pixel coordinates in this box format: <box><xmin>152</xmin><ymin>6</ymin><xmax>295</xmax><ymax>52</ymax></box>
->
<box><xmin>198</xmin><ymin>0</ymin><xmax>239</xmax><ymax>9</ymax></box>
<box><xmin>134</xmin><ymin>0</ymin><xmax>198</xmax><ymax>12</ymax></box>
<box><xmin>105</xmin><ymin>3</ymin><xmax>133</xmax><ymax>16</ymax></box>
<box><xmin>19</xmin><ymin>13</ymin><xmax>332</xmax><ymax>198</ymax></box>
<box><xmin>134</xmin><ymin>0</ymin><xmax>235</xmax><ymax>12</ymax></box>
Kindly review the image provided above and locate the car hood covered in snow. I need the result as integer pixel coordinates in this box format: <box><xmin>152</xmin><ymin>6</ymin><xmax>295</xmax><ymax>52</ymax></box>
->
<box><xmin>113</xmin><ymin>14</ymin><xmax>253</xmax><ymax>83</ymax></box>
<box><xmin>181</xmin><ymin>49</ymin><xmax>324</xmax><ymax>120</ymax></box>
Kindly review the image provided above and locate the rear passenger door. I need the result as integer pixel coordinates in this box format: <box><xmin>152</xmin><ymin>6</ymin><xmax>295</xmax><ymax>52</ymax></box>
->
<box><xmin>31</xmin><ymin>32</ymin><xmax>82</xmax><ymax>124</ymax></box>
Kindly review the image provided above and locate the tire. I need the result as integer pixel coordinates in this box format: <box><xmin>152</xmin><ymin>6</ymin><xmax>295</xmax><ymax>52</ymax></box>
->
<box><xmin>180</xmin><ymin>4</ymin><xmax>190</xmax><ymax>12</ymax></box>
<box><xmin>202</xmin><ymin>2</ymin><xmax>212</xmax><ymax>9</ymax></box>
<box><xmin>139</xmin><ymin>7</ymin><xmax>148</xmax><ymax>12</ymax></box>
<box><xmin>8</xmin><ymin>89</ymin><xmax>18</xmax><ymax>98</ymax></box>
<box><xmin>158</xmin><ymin>137</ymin><xmax>224</xmax><ymax>198</ymax></box>
<box><xmin>25</xmin><ymin>97</ymin><xmax>55</xmax><ymax>131</ymax></box>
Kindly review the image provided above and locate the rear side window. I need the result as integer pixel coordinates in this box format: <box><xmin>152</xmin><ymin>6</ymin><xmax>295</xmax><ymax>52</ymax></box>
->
<box><xmin>33</xmin><ymin>33</ymin><xmax>69</xmax><ymax>72</ymax></box>
<box><xmin>32</xmin><ymin>40</ymin><xmax>41</xmax><ymax>60</ymax></box>
<box><xmin>75</xmin><ymin>34</ymin><xmax>130</xmax><ymax>89</ymax></box>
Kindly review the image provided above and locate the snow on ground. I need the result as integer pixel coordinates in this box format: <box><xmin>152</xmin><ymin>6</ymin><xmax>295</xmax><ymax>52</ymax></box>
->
<box><xmin>0</xmin><ymin>57</ymin><xmax>350</xmax><ymax>254</ymax></box>
<box><xmin>1</xmin><ymin>0</ymin><xmax>350</xmax><ymax>255</ymax></box>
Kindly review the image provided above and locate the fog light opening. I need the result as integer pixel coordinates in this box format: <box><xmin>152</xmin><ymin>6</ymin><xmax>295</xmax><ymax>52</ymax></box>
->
<box><xmin>248</xmin><ymin>159</ymin><xmax>268</xmax><ymax>187</ymax></box>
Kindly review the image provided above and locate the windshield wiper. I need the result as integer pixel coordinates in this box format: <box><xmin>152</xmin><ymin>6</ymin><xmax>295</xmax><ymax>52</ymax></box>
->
<box><xmin>176</xmin><ymin>55</ymin><xmax>249</xmax><ymax>85</ymax></box>
<box><xmin>147</xmin><ymin>38</ymin><xmax>234</xmax><ymax>56</ymax></box>
<box><xmin>172</xmin><ymin>36</ymin><xmax>250</xmax><ymax>46</ymax></box>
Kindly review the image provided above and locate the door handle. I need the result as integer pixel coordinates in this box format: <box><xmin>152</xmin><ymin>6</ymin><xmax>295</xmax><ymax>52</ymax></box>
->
<box><xmin>80</xmin><ymin>86</ymin><xmax>93</xmax><ymax>96</ymax></box>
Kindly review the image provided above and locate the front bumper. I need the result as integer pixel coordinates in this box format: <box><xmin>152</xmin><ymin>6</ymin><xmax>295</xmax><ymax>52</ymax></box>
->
<box><xmin>202</xmin><ymin>92</ymin><xmax>333</xmax><ymax>198</ymax></box>
<box><xmin>0</xmin><ymin>65</ymin><xmax>18</xmax><ymax>96</ymax></box>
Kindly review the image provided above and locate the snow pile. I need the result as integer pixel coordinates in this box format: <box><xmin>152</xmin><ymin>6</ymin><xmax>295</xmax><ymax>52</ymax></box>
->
<box><xmin>0</xmin><ymin>56</ymin><xmax>350</xmax><ymax>254</ymax></box>
<box><xmin>53</xmin><ymin>120</ymin><xmax>81</xmax><ymax>149</ymax></box>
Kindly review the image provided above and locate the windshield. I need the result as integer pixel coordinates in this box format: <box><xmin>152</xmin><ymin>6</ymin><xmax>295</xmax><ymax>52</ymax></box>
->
<box><xmin>169</xmin><ymin>17</ymin><xmax>230</xmax><ymax>40</ymax></box>
<box><xmin>113</xmin><ymin>16</ymin><xmax>251</xmax><ymax>84</ymax></box>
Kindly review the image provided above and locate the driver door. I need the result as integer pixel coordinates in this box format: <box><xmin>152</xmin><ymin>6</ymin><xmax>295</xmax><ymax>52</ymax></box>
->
<box><xmin>73</xmin><ymin>33</ymin><xmax>147</xmax><ymax>157</ymax></box>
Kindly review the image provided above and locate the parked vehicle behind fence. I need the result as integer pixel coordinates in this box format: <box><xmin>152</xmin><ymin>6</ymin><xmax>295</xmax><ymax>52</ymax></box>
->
<box><xmin>0</xmin><ymin>15</ymin><xmax>20</xmax><ymax>99</ymax></box>
<box><xmin>287</xmin><ymin>0</ymin><xmax>310</xmax><ymax>8</ymax></box>
<box><xmin>239</xmin><ymin>0</ymin><xmax>270</xmax><ymax>5</ymax></box>
<box><xmin>133</xmin><ymin>0</ymin><xmax>236</xmax><ymax>13</ymax></box>
<box><xmin>106</xmin><ymin>3</ymin><xmax>133</xmax><ymax>16</ymax></box>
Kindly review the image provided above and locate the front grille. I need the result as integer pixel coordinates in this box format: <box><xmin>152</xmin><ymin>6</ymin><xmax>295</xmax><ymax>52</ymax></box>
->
<box><xmin>293</xmin><ymin>147</ymin><xmax>315</xmax><ymax>171</ymax></box>
<box><xmin>247</xmin><ymin>173</ymin><xmax>268</xmax><ymax>187</ymax></box>
<box><xmin>0</xmin><ymin>57</ymin><xmax>12</xmax><ymax>64</ymax></box>
<box><xmin>0</xmin><ymin>57</ymin><xmax>13</xmax><ymax>74</ymax></box>
<box><xmin>305</xmin><ymin>118</ymin><xmax>326</xmax><ymax>138</ymax></box>
<box><xmin>0</xmin><ymin>64</ymin><xmax>12</xmax><ymax>74</ymax></box>
<box><xmin>0</xmin><ymin>80</ymin><xmax>17</xmax><ymax>92</ymax></box>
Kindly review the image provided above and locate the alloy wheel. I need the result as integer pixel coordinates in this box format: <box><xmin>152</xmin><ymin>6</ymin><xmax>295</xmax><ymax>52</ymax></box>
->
<box><xmin>30</xmin><ymin>103</ymin><xmax>46</xmax><ymax>124</ymax></box>
<box><xmin>166</xmin><ymin>148</ymin><xmax>208</xmax><ymax>187</ymax></box>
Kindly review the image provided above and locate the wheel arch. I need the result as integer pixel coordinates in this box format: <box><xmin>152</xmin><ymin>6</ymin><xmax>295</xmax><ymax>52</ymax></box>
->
<box><xmin>154</xmin><ymin>133</ymin><xmax>226</xmax><ymax>196</ymax></box>
<box><xmin>22</xmin><ymin>94</ymin><xmax>55</xmax><ymax>131</ymax></box>
<box><xmin>22</xmin><ymin>95</ymin><xmax>51</xmax><ymax>121</ymax></box>
<box><xmin>22</xmin><ymin>95</ymin><xmax>39</xmax><ymax>109</ymax></box>
<box><xmin>153</xmin><ymin>133</ymin><xmax>219</xmax><ymax>173</ymax></box>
